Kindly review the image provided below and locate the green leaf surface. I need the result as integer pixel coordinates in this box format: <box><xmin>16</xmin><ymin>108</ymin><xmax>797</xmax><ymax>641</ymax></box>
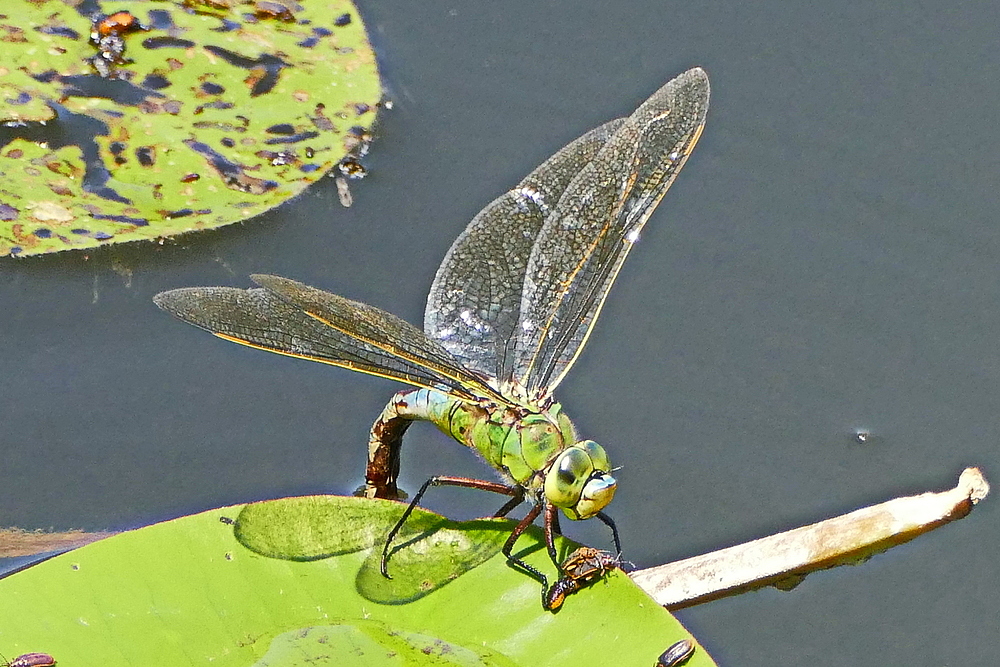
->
<box><xmin>0</xmin><ymin>0</ymin><xmax>380</xmax><ymax>257</ymax></box>
<box><xmin>0</xmin><ymin>496</ymin><xmax>717</xmax><ymax>666</ymax></box>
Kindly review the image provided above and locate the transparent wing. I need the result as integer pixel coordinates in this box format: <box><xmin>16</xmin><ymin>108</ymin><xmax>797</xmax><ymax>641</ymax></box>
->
<box><xmin>424</xmin><ymin>119</ymin><xmax>625</xmax><ymax>383</ymax></box>
<box><xmin>514</xmin><ymin>68</ymin><xmax>709</xmax><ymax>394</ymax></box>
<box><xmin>154</xmin><ymin>275</ymin><xmax>507</xmax><ymax>404</ymax></box>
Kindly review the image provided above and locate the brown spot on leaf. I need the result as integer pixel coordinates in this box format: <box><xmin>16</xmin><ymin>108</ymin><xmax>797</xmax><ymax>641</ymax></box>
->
<box><xmin>1</xmin><ymin>25</ymin><xmax>28</xmax><ymax>43</ymax></box>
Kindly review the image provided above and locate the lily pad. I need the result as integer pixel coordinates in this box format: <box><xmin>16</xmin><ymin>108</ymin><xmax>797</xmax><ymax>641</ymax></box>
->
<box><xmin>0</xmin><ymin>496</ymin><xmax>716</xmax><ymax>667</ymax></box>
<box><xmin>0</xmin><ymin>0</ymin><xmax>381</xmax><ymax>257</ymax></box>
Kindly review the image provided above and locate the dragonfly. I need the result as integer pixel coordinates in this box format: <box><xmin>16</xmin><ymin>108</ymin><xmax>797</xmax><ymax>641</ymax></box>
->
<box><xmin>154</xmin><ymin>67</ymin><xmax>709</xmax><ymax>606</ymax></box>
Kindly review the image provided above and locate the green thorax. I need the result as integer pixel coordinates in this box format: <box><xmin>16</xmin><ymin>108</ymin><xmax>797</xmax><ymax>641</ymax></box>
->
<box><xmin>412</xmin><ymin>388</ymin><xmax>576</xmax><ymax>491</ymax></box>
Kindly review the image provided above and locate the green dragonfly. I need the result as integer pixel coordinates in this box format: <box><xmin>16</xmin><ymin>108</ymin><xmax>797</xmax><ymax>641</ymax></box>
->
<box><xmin>154</xmin><ymin>68</ymin><xmax>709</xmax><ymax>606</ymax></box>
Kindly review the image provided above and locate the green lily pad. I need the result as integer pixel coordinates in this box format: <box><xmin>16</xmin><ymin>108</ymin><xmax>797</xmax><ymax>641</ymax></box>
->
<box><xmin>0</xmin><ymin>496</ymin><xmax>717</xmax><ymax>667</ymax></box>
<box><xmin>0</xmin><ymin>0</ymin><xmax>380</xmax><ymax>257</ymax></box>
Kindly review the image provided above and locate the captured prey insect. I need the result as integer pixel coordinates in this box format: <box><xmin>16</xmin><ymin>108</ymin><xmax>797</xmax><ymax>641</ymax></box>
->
<box><xmin>544</xmin><ymin>546</ymin><xmax>626</xmax><ymax>611</ymax></box>
<box><xmin>154</xmin><ymin>68</ymin><xmax>709</xmax><ymax>606</ymax></box>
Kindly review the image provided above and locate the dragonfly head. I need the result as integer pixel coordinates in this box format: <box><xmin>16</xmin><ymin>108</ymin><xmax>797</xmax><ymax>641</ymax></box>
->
<box><xmin>544</xmin><ymin>440</ymin><xmax>617</xmax><ymax>520</ymax></box>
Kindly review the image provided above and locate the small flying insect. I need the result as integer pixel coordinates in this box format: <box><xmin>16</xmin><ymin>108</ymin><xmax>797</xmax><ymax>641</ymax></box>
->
<box><xmin>155</xmin><ymin>68</ymin><xmax>709</xmax><ymax>606</ymax></box>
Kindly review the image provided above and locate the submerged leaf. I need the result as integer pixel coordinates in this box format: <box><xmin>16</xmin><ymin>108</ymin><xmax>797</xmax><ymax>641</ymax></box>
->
<box><xmin>248</xmin><ymin>622</ymin><xmax>519</xmax><ymax>667</ymax></box>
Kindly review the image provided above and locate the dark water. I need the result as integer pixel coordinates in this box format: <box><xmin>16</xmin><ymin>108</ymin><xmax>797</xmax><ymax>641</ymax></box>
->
<box><xmin>2</xmin><ymin>1</ymin><xmax>998</xmax><ymax>665</ymax></box>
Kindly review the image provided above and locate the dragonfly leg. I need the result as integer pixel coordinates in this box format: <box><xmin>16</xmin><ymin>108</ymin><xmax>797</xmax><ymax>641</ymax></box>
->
<box><xmin>543</xmin><ymin>501</ymin><xmax>560</xmax><ymax>565</ymax></box>
<box><xmin>363</xmin><ymin>393</ymin><xmax>417</xmax><ymax>499</ymax></box>
<box><xmin>595</xmin><ymin>511</ymin><xmax>622</xmax><ymax>556</ymax></box>
<box><xmin>493</xmin><ymin>487</ymin><xmax>526</xmax><ymax>517</ymax></box>
<box><xmin>381</xmin><ymin>475</ymin><xmax>520</xmax><ymax>578</ymax></box>
<box><xmin>502</xmin><ymin>502</ymin><xmax>558</xmax><ymax>607</ymax></box>
<box><xmin>550</xmin><ymin>508</ymin><xmax>562</xmax><ymax>536</ymax></box>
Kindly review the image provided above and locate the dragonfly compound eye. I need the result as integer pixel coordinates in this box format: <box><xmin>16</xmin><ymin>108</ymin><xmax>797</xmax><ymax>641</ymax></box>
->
<box><xmin>545</xmin><ymin>447</ymin><xmax>590</xmax><ymax>508</ymax></box>
<box><xmin>576</xmin><ymin>439</ymin><xmax>612</xmax><ymax>472</ymax></box>
<box><xmin>544</xmin><ymin>440</ymin><xmax>616</xmax><ymax>518</ymax></box>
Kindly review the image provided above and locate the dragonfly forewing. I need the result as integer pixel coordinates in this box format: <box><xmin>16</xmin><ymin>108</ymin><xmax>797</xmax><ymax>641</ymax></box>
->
<box><xmin>424</xmin><ymin>119</ymin><xmax>627</xmax><ymax>385</ymax></box>
<box><xmin>513</xmin><ymin>67</ymin><xmax>710</xmax><ymax>393</ymax></box>
<box><xmin>250</xmin><ymin>275</ymin><xmax>504</xmax><ymax>402</ymax></box>
<box><xmin>153</xmin><ymin>282</ymin><xmax>499</xmax><ymax>403</ymax></box>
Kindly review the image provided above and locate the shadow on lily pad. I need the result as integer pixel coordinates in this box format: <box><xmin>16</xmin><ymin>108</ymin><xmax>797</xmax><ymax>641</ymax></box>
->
<box><xmin>235</xmin><ymin>495</ymin><xmax>517</xmax><ymax>604</ymax></box>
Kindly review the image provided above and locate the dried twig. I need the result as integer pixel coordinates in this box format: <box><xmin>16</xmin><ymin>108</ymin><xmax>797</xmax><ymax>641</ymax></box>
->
<box><xmin>630</xmin><ymin>467</ymin><xmax>989</xmax><ymax>610</ymax></box>
<box><xmin>0</xmin><ymin>528</ymin><xmax>115</xmax><ymax>559</ymax></box>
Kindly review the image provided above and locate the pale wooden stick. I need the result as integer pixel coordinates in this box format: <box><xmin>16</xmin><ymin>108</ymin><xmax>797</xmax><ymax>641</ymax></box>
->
<box><xmin>630</xmin><ymin>467</ymin><xmax>989</xmax><ymax>610</ymax></box>
<box><xmin>0</xmin><ymin>528</ymin><xmax>115</xmax><ymax>559</ymax></box>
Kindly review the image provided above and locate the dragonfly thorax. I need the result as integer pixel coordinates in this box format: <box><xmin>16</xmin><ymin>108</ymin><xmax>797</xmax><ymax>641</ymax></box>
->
<box><xmin>450</xmin><ymin>394</ymin><xmax>616</xmax><ymax>520</ymax></box>
<box><xmin>421</xmin><ymin>390</ymin><xmax>614</xmax><ymax>517</ymax></box>
<box><xmin>458</xmin><ymin>398</ymin><xmax>576</xmax><ymax>487</ymax></box>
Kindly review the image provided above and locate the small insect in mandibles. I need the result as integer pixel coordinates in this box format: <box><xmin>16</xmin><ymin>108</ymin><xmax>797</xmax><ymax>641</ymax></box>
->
<box><xmin>155</xmin><ymin>68</ymin><xmax>709</xmax><ymax>607</ymax></box>
<box><xmin>544</xmin><ymin>546</ymin><xmax>626</xmax><ymax>611</ymax></box>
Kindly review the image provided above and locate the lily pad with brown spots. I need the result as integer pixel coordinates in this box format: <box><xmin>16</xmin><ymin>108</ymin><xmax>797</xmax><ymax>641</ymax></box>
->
<box><xmin>0</xmin><ymin>0</ymin><xmax>381</xmax><ymax>257</ymax></box>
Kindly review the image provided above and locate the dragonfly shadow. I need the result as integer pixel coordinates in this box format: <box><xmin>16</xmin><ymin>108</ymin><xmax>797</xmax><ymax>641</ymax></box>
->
<box><xmin>232</xmin><ymin>494</ymin><xmax>525</xmax><ymax>605</ymax></box>
<box><xmin>356</xmin><ymin>518</ymin><xmax>513</xmax><ymax>605</ymax></box>
<box><xmin>234</xmin><ymin>495</ymin><xmax>412</xmax><ymax>561</ymax></box>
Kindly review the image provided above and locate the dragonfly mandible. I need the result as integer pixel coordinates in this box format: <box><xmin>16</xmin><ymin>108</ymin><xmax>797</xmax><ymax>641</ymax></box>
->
<box><xmin>154</xmin><ymin>68</ymin><xmax>709</xmax><ymax>606</ymax></box>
